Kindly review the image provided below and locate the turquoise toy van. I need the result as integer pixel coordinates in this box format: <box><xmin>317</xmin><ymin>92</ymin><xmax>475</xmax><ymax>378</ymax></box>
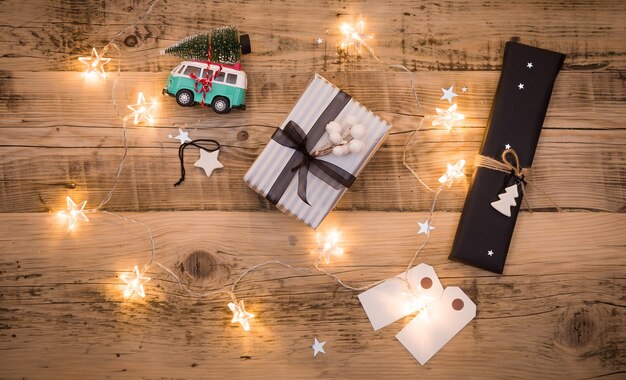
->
<box><xmin>163</xmin><ymin>61</ymin><xmax>247</xmax><ymax>114</ymax></box>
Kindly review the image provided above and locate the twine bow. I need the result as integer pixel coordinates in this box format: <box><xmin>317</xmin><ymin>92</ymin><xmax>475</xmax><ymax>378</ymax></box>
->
<box><xmin>474</xmin><ymin>148</ymin><xmax>528</xmax><ymax>182</ymax></box>
<box><xmin>474</xmin><ymin>148</ymin><xmax>561</xmax><ymax>213</ymax></box>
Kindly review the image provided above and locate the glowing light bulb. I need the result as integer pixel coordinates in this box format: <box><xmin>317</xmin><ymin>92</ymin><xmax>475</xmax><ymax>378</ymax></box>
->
<box><xmin>312</xmin><ymin>230</ymin><xmax>344</xmax><ymax>264</ymax></box>
<box><xmin>228</xmin><ymin>299</ymin><xmax>254</xmax><ymax>331</ymax></box>
<box><xmin>125</xmin><ymin>92</ymin><xmax>158</xmax><ymax>125</ymax></box>
<box><xmin>78</xmin><ymin>47</ymin><xmax>111</xmax><ymax>79</ymax></box>
<box><xmin>432</xmin><ymin>103</ymin><xmax>465</xmax><ymax>131</ymax></box>
<box><xmin>339</xmin><ymin>19</ymin><xmax>373</xmax><ymax>53</ymax></box>
<box><xmin>120</xmin><ymin>265</ymin><xmax>151</xmax><ymax>299</ymax></box>
<box><xmin>438</xmin><ymin>159</ymin><xmax>466</xmax><ymax>187</ymax></box>
<box><xmin>57</xmin><ymin>196</ymin><xmax>89</xmax><ymax>231</ymax></box>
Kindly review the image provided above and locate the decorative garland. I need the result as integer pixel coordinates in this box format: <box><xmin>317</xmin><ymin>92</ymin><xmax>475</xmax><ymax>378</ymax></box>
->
<box><xmin>66</xmin><ymin>7</ymin><xmax>470</xmax><ymax>352</ymax></box>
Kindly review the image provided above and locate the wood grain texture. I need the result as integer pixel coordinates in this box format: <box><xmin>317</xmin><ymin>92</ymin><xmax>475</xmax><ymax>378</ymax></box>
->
<box><xmin>0</xmin><ymin>212</ymin><xmax>624</xmax><ymax>379</ymax></box>
<box><xmin>0</xmin><ymin>0</ymin><xmax>625</xmax><ymax>72</ymax></box>
<box><xmin>0</xmin><ymin>0</ymin><xmax>625</xmax><ymax>378</ymax></box>
<box><xmin>1</xmin><ymin>71</ymin><xmax>624</xmax><ymax>212</ymax></box>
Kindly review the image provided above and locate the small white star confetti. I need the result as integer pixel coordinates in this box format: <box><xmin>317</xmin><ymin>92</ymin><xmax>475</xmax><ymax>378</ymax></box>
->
<box><xmin>120</xmin><ymin>265</ymin><xmax>151</xmax><ymax>299</ymax></box>
<box><xmin>228</xmin><ymin>299</ymin><xmax>254</xmax><ymax>331</ymax></box>
<box><xmin>57</xmin><ymin>196</ymin><xmax>89</xmax><ymax>231</ymax></box>
<box><xmin>312</xmin><ymin>230</ymin><xmax>344</xmax><ymax>264</ymax></box>
<box><xmin>194</xmin><ymin>149</ymin><xmax>224</xmax><ymax>178</ymax></box>
<box><xmin>432</xmin><ymin>103</ymin><xmax>465</xmax><ymax>131</ymax></box>
<box><xmin>440</xmin><ymin>85</ymin><xmax>458</xmax><ymax>104</ymax></box>
<box><xmin>168</xmin><ymin>134</ymin><xmax>173</xmax><ymax>139</ymax></box>
<box><xmin>487</xmin><ymin>250</ymin><xmax>494</xmax><ymax>256</ymax></box>
<box><xmin>316</xmin><ymin>37</ymin><xmax>324</xmax><ymax>45</ymax></box>
<box><xmin>527</xmin><ymin>62</ymin><xmax>533</xmax><ymax>69</ymax></box>
<box><xmin>461</xmin><ymin>86</ymin><xmax>468</xmax><ymax>93</ymax></box>
<box><xmin>126</xmin><ymin>92</ymin><xmax>158</xmax><ymax>125</ymax></box>
<box><xmin>417</xmin><ymin>220</ymin><xmax>435</xmax><ymax>236</ymax></box>
<box><xmin>78</xmin><ymin>47</ymin><xmax>111</xmax><ymax>79</ymax></box>
<box><xmin>518</xmin><ymin>83</ymin><xmax>525</xmax><ymax>90</ymax></box>
<box><xmin>174</xmin><ymin>128</ymin><xmax>192</xmax><ymax>145</ymax></box>
<box><xmin>505</xmin><ymin>144</ymin><xmax>511</xmax><ymax>150</ymax></box>
<box><xmin>311</xmin><ymin>338</ymin><xmax>326</xmax><ymax>357</ymax></box>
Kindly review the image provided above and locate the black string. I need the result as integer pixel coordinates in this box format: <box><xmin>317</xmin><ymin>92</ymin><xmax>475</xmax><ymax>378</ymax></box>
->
<box><xmin>174</xmin><ymin>139</ymin><xmax>221</xmax><ymax>187</ymax></box>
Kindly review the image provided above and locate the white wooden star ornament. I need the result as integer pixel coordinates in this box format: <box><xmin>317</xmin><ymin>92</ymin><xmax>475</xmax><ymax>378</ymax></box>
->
<box><xmin>194</xmin><ymin>149</ymin><xmax>224</xmax><ymax>178</ymax></box>
<box><xmin>440</xmin><ymin>85</ymin><xmax>458</xmax><ymax>104</ymax></box>
<box><xmin>312</xmin><ymin>230</ymin><xmax>344</xmax><ymax>264</ymax></box>
<box><xmin>340</xmin><ymin>19</ymin><xmax>373</xmax><ymax>53</ymax></box>
<box><xmin>228</xmin><ymin>299</ymin><xmax>254</xmax><ymax>331</ymax></box>
<box><xmin>78</xmin><ymin>47</ymin><xmax>111</xmax><ymax>79</ymax></box>
<box><xmin>311</xmin><ymin>338</ymin><xmax>326</xmax><ymax>357</ymax></box>
<box><xmin>126</xmin><ymin>92</ymin><xmax>158</xmax><ymax>125</ymax></box>
<box><xmin>57</xmin><ymin>196</ymin><xmax>89</xmax><ymax>231</ymax></box>
<box><xmin>432</xmin><ymin>103</ymin><xmax>465</xmax><ymax>131</ymax></box>
<box><xmin>120</xmin><ymin>265</ymin><xmax>151</xmax><ymax>299</ymax></box>
<box><xmin>417</xmin><ymin>220</ymin><xmax>435</xmax><ymax>236</ymax></box>
<box><xmin>174</xmin><ymin>128</ymin><xmax>192</xmax><ymax>144</ymax></box>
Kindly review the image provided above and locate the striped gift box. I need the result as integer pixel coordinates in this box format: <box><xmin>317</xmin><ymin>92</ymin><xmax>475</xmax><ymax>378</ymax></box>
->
<box><xmin>244</xmin><ymin>74</ymin><xmax>391</xmax><ymax>228</ymax></box>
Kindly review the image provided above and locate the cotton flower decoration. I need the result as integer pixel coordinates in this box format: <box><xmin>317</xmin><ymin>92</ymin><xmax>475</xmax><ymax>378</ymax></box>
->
<box><xmin>325</xmin><ymin>115</ymin><xmax>367</xmax><ymax>157</ymax></box>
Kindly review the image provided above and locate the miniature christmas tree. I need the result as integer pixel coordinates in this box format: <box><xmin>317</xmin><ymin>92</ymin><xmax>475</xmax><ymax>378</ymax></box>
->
<box><xmin>162</xmin><ymin>26</ymin><xmax>250</xmax><ymax>65</ymax></box>
<box><xmin>490</xmin><ymin>184</ymin><xmax>519</xmax><ymax>217</ymax></box>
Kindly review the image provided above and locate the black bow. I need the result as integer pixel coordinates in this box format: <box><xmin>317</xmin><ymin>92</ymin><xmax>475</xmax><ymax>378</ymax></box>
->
<box><xmin>266</xmin><ymin>120</ymin><xmax>356</xmax><ymax>205</ymax></box>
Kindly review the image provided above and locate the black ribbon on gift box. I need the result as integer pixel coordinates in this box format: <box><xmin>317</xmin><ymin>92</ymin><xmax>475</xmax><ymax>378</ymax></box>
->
<box><xmin>266</xmin><ymin>90</ymin><xmax>356</xmax><ymax>206</ymax></box>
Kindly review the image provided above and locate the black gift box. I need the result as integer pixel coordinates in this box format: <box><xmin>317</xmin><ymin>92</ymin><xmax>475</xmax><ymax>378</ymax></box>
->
<box><xmin>449</xmin><ymin>42</ymin><xmax>565</xmax><ymax>274</ymax></box>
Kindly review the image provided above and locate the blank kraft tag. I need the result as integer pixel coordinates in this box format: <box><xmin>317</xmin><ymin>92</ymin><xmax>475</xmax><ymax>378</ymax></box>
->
<box><xmin>395</xmin><ymin>286</ymin><xmax>476</xmax><ymax>365</ymax></box>
<box><xmin>358</xmin><ymin>263</ymin><xmax>444</xmax><ymax>331</ymax></box>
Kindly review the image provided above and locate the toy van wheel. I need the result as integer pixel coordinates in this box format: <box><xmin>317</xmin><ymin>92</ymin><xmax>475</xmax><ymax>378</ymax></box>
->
<box><xmin>212</xmin><ymin>96</ymin><xmax>231</xmax><ymax>114</ymax></box>
<box><xmin>176</xmin><ymin>89</ymin><xmax>195</xmax><ymax>107</ymax></box>
<box><xmin>240</xmin><ymin>34</ymin><xmax>251</xmax><ymax>55</ymax></box>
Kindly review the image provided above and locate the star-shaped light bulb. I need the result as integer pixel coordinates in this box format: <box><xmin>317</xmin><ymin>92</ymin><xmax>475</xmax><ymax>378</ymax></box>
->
<box><xmin>120</xmin><ymin>265</ymin><xmax>151</xmax><ymax>299</ymax></box>
<box><xmin>340</xmin><ymin>19</ymin><xmax>373</xmax><ymax>53</ymax></box>
<box><xmin>228</xmin><ymin>299</ymin><xmax>254</xmax><ymax>331</ymax></box>
<box><xmin>438</xmin><ymin>159</ymin><xmax>466</xmax><ymax>187</ymax></box>
<box><xmin>57</xmin><ymin>196</ymin><xmax>89</xmax><ymax>231</ymax></box>
<box><xmin>78</xmin><ymin>47</ymin><xmax>111</xmax><ymax>79</ymax></box>
<box><xmin>432</xmin><ymin>103</ymin><xmax>465</xmax><ymax>131</ymax></box>
<box><xmin>402</xmin><ymin>290</ymin><xmax>433</xmax><ymax>321</ymax></box>
<box><xmin>126</xmin><ymin>92</ymin><xmax>158</xmax><ymax>125</ymax></box>
<box><xmin>312</xmin><ymin>230</ymin><xmax>344</xmax><ymax>265</ymax></box>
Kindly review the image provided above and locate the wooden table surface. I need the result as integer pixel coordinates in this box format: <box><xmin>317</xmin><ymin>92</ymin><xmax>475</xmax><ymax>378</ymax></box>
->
<box><xmin>1</xmin><ymin>0</ymin><xmax>625</xmax><ymax>379</ymax></box>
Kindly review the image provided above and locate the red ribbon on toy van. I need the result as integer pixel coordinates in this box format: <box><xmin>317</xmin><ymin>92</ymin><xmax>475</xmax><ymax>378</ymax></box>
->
<box><xmin>189</xmin><ymin>64</ymin><xmax>222</xmax><ymax>108</ymax></box>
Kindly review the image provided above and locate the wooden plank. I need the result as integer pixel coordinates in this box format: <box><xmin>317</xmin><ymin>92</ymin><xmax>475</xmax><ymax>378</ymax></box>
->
<box><xmin>0</xmin><ymin>129</ymin><xmax>624</xmax><ymax>213</ymax></box>
<box><xmin>0</xmin><ymin>211</ymin><xmax>624</xmax><ymax>378</ymax></box>
<box><xmin>0</xmin><ymin>0</ymin><xmax>625</xmax><ymax>72</ymax></box>
<box><xmin>1</xmin><ymin>71</ymin><xmax>624</xmax><ymax>129</ymax></box>
<box><xmin>0</xmin><ymin>71</ymin><xmax>624</xmax><ymax>213</ymax></box>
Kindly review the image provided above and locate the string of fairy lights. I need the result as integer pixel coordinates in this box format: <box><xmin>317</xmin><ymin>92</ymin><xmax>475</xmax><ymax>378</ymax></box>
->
<box><xmin>61</xmin><ymin>6</ymin><xmax>467</xmax><ymax>332</ymax></box>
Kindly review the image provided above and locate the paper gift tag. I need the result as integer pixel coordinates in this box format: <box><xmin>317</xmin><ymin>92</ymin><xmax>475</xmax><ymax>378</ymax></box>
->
<box><xmin>358</xmin><ymin>263</ymin><xmax>444</xmax><ymax>331</ymax></box>
<box><xmin>395</xmin><ymin>286</ymin><xmax>476</xmax><ymax>365</ymax></box>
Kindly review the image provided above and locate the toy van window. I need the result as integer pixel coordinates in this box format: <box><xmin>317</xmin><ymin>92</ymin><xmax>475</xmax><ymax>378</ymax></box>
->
<box><xmin>171</xmin><ymin>65</ymin><xmax>181</xmax><ymax>73</ymax></box>
<box><xmin>214</xmin><ymin>72</ymin><xmax>225</xmax><ymax>82</ymax></box>
<box><xmin>184</xmin><ymin>66</ymin><xmax>201</xmax><ymax>77</ymax></box>
<box><xmin>226</xmin><ymin>73</ymin><xmax>237</xmax><ymax>84</ymax></box>
<box><xmin>206</xmin><ymin>70</ymin><xmax>214</xmax><ymax>78</ymax></box>
<box><xmin>177</xmin><ymin>65</ymin><xmax>186</xmax><ymax>74</ymax></box>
